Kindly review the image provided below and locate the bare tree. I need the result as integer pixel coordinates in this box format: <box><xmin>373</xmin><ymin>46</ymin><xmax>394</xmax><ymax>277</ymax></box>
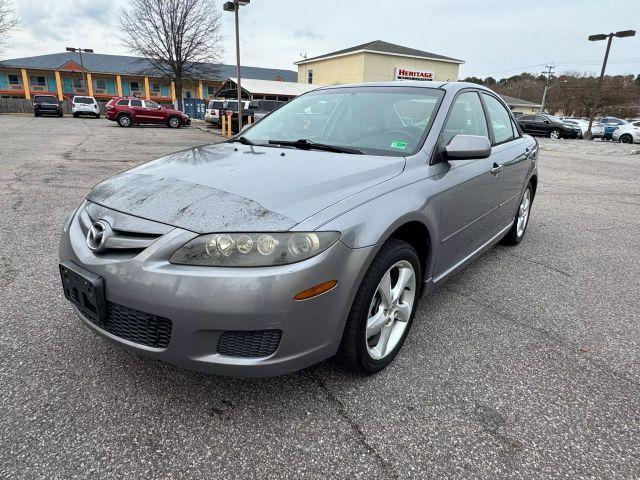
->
<box><xmin>120</xmin><ymin>0</ymin><xmax>223</xmax><ymax>109</ymax></box>
<box><xmin>0</xmin><ymin>0</ymin><xmax>18</xmax><ymax>56</ymax></box>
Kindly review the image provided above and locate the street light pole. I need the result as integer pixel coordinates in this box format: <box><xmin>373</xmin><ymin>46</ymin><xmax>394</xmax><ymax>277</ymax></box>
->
<box><xmin>584</xmin><ymin>30</ymin><xmax>636</xmax><ymax>140</ymax></box>
<box><xmin>66</xmin><ymin>47</ymin><xmax>94</xmax><ymax>94</ymax></box>
<box><xmin>224</xmin><ymin>1</ymin><xmax>250</xmax><ymax>133</ymax></box>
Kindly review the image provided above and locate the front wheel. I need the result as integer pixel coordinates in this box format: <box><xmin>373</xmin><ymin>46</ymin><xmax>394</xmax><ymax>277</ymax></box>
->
<box><xmin>502</xmin><ymin>184</ymin><xmax>532</xmax><ymax>245</ymax></box>
<box><xmin>620</xmin><ymin>134</ymin><xmax>633</xmax><ymax>144</ymax></box>
<box><xmin>338</xmin><ymin>238</ymin><xmax>421</xmax><ymax>374</ymax></box>
<box><xmin>167</xmin><ymin>116</ymin><xmax>181</xmax><ymax>128</ymax></box>
<box><xmin>549</xmin><ymin>128</ymin><xmax>561</xmax><ymax>139</ymax></box>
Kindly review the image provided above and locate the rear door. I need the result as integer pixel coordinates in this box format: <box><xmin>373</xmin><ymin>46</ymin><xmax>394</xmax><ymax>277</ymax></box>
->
<box><xmin>481</xmin><ymin>93</ymin><xmax>531</xmax><ymax>228</ymax></box>
<box><xmin>517</xmin><ymin>115</ymin><xmax>534</xmax><ymax>134</ymax></box>
<box><xmin>435</xmin><ymin>90</ymin><xmax>502</xmax><ymax>275</ymax></box>
<box><xmin>129</xmin><ymin>99</ymin><xmax>146</xmax><ymax>122</ymax></box>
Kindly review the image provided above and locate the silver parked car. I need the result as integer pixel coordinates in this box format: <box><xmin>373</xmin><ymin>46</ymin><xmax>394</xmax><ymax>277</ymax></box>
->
<box><xmin>59</xmin><ymin>82</ymin><xmax>538</xmax><ymax>377</ymax></box>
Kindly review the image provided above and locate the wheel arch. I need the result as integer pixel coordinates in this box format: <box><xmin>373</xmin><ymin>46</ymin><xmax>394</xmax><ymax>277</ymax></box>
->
<box><xmin>386</xmin><ymin>220</ymin><xmax>432</xmax><ymax>289</ymax></box>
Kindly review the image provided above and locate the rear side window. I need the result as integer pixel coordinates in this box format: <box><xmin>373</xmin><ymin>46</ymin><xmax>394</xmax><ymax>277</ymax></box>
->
<box><xmin>482</xmin><ymin>94</ymin><xmax>516</xmax><ymax>144</ymax></box>
<box><xmin>633</xmin><ymin>122</ymin><xmax>640</xmax><ymax>127</ymax></box>
<box><xmin>442</xmin><ymin>91</ymin><xmax>489</xmax><ymax>144</ymax></box>
<box><xmin>518</xmin><ymin>115</ymin><xmax>532</xmax><ymax>121</ymax></box>
<box><xmin>130</xmin><ymin>99</ymin><xmax>143</xmax><ymax>107</ymax></box>
<box><xmin>117</xmin><ymin>99</ymin><xmax>129</xmax><ymax>106</ymax></box>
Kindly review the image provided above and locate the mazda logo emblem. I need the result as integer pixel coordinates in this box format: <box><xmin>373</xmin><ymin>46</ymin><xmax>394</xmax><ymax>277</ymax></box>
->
<box><xmin>87</xmin><ymin>220</ymin><xmax>110</xmax><ymax>252</ymax></box>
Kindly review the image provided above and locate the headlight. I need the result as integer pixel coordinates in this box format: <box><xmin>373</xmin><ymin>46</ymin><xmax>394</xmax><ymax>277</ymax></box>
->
<box><xmin>170</xmin><ymin>232</ymin><xmax>340</xmax><ymax>267</ymax></box>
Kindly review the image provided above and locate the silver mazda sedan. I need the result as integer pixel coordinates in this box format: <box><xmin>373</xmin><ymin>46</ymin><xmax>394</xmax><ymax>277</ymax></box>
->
<box><xmin>59</xmin><ymin>81</ymin><xmax>537</xmax><ymax>376</ymax></box>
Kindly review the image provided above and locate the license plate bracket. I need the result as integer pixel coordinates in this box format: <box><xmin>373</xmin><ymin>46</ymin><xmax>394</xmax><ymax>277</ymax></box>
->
<box><xmin>59</xmin><ymin>261</ymin><xmax>106</xmax><ymax>322</ymax></box>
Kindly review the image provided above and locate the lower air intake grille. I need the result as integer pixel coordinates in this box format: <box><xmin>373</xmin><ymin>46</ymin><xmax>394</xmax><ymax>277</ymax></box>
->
<box><xmin>88</xmin><ymin>302</ymin><xmax>172</xmax><ymax>349</ymax></box>
<box><xmin>217</xmin><ymin>330</ymin><xmax>282</xmax><ymax>358</ymax></box>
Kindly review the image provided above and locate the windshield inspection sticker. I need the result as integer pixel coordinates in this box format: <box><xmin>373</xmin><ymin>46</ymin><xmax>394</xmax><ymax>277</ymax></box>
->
<box><xmin>390</xmin><ymin>140</ymin><xmax>408</xmax><ymax>150</ymax></box>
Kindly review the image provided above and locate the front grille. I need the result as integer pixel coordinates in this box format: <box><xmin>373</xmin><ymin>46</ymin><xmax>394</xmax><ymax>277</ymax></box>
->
<box><xmin>86</xmin><ymin>302</ymin><xmax>172</xmax><ymax>349</ymax></box>
<box><xmin>217</xmin><ymin>330</ymin><xmax>282</xmax><ymax>358</ymax></box>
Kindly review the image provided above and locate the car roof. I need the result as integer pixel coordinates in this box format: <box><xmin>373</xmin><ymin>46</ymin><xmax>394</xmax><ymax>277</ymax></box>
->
<box><xmin>311</xmin><ymin>80</ymin><xmax>501</xmax><ymax>96</ymax></box>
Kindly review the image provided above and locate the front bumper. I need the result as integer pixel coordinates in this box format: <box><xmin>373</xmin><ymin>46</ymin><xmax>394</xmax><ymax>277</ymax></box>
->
<box><xmin>58</xmin><ymin>204</ymin><xmax>375</xmax><ymax>377</ymax></box>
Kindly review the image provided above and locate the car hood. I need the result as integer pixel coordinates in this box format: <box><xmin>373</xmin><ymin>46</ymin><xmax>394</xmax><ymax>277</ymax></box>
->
<box><xmin>87</xmin><ymin>143</ymin><xmax>405</xmax><ymax>233</ymax></box>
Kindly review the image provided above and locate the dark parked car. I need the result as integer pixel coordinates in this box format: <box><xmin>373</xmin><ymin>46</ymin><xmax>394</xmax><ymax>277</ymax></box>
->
<box><xmin>249</xmin><ymin>99</ymin><xmax>286</xmax><ymax>122</ymax></box>
<box><xmin>33</xmin><ymin>95</ymin><xmax>63</xmax><ymax>117</ymax></box>
<box><xmin>219</xmin><ymin>100</ymin><xmax>254</xmax><ymax>133</ymax></box>
<box><xmin>517</xmin><ymin>114</ymin><xmax>580</xmax><ymax>139</ymax></box>
<box><xmin>105</xmin><ymin>97</ymin><xmax>190</xmax><ymax>128</ymax></box>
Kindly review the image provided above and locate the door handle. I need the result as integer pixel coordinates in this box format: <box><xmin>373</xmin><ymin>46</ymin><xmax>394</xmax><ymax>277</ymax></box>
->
<box><xmin>491</xmin><ymin>163</ymin><xmax>503</xmax><ymax>175</ymax></box>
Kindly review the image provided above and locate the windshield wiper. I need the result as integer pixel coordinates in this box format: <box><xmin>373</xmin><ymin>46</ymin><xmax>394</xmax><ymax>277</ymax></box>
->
<box><xmin>268</xmin><ymin>139</ymin><xmax>363</xmax><ymax>154</ymax></box>
<box><xmin>230</xmin><ymin>136</ymin><xmax>255</xmax><ymax>145</ymax></box>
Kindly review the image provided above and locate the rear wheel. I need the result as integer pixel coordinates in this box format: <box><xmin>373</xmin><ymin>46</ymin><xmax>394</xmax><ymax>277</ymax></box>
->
<box><xmin>549</xmin><ymin>128</ymin><xmax>561</xmax><ymax>139</ymax></box>
<box><xmin>167</xmin><ymin>116</ymin><xmax>181</xmax><ymax>128</ymax></box>
<box><xmin>117</xmin><ymin>114</ymin><xmax>132</xmax><ymax>127</ymax></box>
<box><xmin>502</xmin><ymin>184</ymin><xmax>532</xmax><ymax>245</ymax></box>
<box><xmin>338</xmin><ymin>238</ymin><xmax>421</xmax><ymax>374</ymax></box>
<box><xmin>620</xmin><ymin>134</ymin><xmax>633</xmax><ymax>144</ymax></box>
<box><xmin>73</xmin><ymin>112</ymin><xmax>79</xmax><ymax>118</ymax></box>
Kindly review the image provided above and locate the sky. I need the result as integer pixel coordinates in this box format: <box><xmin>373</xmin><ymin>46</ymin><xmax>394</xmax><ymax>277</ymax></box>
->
<box><xmin>3</xmin><ymin>0</ymin><xmax>640</xmax><ymax>79</ymax></box>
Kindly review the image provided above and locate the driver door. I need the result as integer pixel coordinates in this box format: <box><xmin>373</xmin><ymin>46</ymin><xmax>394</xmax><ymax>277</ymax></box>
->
<box><xmin>434</xmin><ymin>90</ymin><xmax>502</xmax><ymax>276</ymax></box>
<box><xmin>142</xmin><ymin>100</ymin><xmax>164</xmax><ymax>123</ymax></box>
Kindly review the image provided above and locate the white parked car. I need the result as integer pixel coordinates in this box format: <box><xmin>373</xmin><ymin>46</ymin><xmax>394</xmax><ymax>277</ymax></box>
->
<box><xmin>612</xmin><ymin>120</ymin><xmax>640</xmax><ymax>144</ymax></box>
<box><xmin>72</xmin><ymin>96</ymin><xmax>100</xmax><ymax>118</ymax></box>
<box><xmin>204</xmin><ymin>99</ymin><xmax>225</xmax><ymax>125</ymax></box>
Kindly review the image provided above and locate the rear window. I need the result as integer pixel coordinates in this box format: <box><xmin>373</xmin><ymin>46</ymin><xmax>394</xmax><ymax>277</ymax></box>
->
<box><xmin>209</xmin><ymin>101</ymin><xmax>224</xmax><ymax>109</ymax></box>
<box><xmin>130</xmin><ymin>99</ymin><xmax>143</xmax><ymax>107</ymax></box>
<box><xmin>74</xmin><ymin>97</ymin><xmax>94</xmax><ymax>104</ymax></box>
<box><xmin>117</xmin><ymin>99</ymin><xmax>129</xmax><ymax>106</ymax></box>
<box><xmin>34</xmin><ymin>96</ymin><xmax>57</xmax><ymax>103</ymax></box>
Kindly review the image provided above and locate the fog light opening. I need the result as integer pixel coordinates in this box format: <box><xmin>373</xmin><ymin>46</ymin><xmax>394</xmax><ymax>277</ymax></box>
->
<box><xmin>293</xmin><ymin>280</ymin><xmax>338</xmax><ymax>301</ymax></box>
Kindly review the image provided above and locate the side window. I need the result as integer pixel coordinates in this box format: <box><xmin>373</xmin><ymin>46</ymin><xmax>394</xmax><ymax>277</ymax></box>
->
<box><xmin>442</xmin><ymin>91</ymin><xmax>489</xmax><ymax>144</ymax></box>
<box><xmin>519</xmin><ymin>115</ymin><xmax>532</xmax><ymax>121</ymax></box>
<box><xmin>144</xmin><ymin>100</ymin><xmax>158</xmax><ymax>109</ymax></box>
<box><xmin>130</xmin><ymin>99</ymin><xmax>143</xmax><ymax>107</ymax></box>
<box><xmin>483</xmin><ymin>94</ymin><xmax>516</xmax><ymax>144</ymax></box>
<box><xmin>116</xmin><ymin>99</ymin><xmax>129</xmax><ymax>106</ymax></box>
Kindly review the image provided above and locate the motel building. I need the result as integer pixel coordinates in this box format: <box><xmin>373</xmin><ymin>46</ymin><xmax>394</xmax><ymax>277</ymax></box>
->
<box><xmin>295</xmin><ymin>40</ymin><xmax>464</xmax><ymax>85</ymax></box>
<box><xmin>0</xmin><ymin>51</ymin><xmax>297</xmax><ymax>104</ymax></box>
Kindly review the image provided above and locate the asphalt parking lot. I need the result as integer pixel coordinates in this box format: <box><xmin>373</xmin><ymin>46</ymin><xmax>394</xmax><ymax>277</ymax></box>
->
<box><xmin>1</xmin><ymin>115</ymin><xmax>639</xmax><ymax>479</ymax></box>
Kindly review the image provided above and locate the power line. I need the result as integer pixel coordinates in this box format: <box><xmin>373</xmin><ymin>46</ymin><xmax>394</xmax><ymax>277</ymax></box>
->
<box><xmin>472</xmin><ymin>57</ymin><xmax>640</xmax><ymax>78</ymax></box>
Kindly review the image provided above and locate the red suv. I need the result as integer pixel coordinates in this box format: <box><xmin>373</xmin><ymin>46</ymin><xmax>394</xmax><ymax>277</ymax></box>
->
<box><xmin>105</xmin><ymin>97</ymin><xmax>191</xmax><ymax>128</ymax></box>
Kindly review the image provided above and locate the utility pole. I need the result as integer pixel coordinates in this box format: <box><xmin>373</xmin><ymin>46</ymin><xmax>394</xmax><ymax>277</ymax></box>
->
<box><xmin>584</xmin><ymin>30</ymin><xmax>636</xmax><ymax>140</ymax></box>
<box><xmin>539</xmin><ymin>64</ymin><xmax>554</xmax><ymax>113</ymax></box>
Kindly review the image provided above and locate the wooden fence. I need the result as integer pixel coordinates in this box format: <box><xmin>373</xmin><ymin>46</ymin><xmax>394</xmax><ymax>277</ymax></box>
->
<box><xmin>0</xmin><ymin>98</ymin><xmax>110</xmax><ymax>115</ymax></box>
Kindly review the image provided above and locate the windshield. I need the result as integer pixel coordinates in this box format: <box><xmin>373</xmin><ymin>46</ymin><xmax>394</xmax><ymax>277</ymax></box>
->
<box><xmin>242</xmin><ymin>86</ymin><xmax>444</xmax><ymax>156</ymax></box>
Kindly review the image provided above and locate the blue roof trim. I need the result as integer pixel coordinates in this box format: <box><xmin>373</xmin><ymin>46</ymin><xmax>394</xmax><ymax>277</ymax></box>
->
<box><xmin>0</xmin><ymin>52</ymin><xmax>297</xmax><ymax>82</ymax></box>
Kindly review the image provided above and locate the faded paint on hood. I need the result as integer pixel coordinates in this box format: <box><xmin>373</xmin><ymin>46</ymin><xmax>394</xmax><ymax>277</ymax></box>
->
<box><xmin>87</xmin><ymin>143</ymin><xmax>405</xmax><ymax>233</ymax></box>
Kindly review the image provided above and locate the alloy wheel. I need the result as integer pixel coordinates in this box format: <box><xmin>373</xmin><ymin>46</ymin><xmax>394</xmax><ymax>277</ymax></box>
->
<box><xmin>366</xmin><ymin>260</ymin><xmax>416</xmax><ymax>360</ymax></box>
<box><xmin>550</xmin><ymin>129</ymin><xmax>560</xmax><ymax>139</ymax></box>
<box><xmin>169</xmin><ymin>117</ymin><xmax>180</xmax><ymax>128</ymax></box>
<box><xmin>517</xmin><ymin>188</ymin><xmax>531</xmax><ymax>238</ymax></box>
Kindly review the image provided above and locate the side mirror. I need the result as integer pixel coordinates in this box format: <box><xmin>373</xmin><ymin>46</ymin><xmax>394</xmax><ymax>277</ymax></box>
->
<box><xmin>444</xmin><ymin>135</ymin><xmax>491</xmax><ymax>160</ymax></box>
<box><xmin>544</xmin><ymin>119</ymin><xmax>550</xmax><ymax>124</ymax></box>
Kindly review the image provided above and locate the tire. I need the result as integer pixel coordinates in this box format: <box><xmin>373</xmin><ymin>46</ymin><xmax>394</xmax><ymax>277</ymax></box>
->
<box><xmin>95</xmin><ymin>114</ymin><xmax>100</xmax><ymax>119</ymax></box>
<box><xmin>167</xmin><ymin>116</ymin><xmax>181</xmax><ymax>128</ymax></box>
<box><xmin>117</xmin><ymin>114</ymin><xmax>132</xmax><ymax>127</ymax></box>
<box><xmin>73</xmin><ymin>113</ymin><xmax>78</xmax><ymax>118</ymax></box>
<box><xmin>58</xmin><ymin>112</ymin><xmax>63</xmax><ymax>117</ymax></box>
<box><xmin>620</xmin><ymin>134</ymin><xmax>633</xmax><ymax>144</ymax></box>
<box><xmin>34</xmin><ymin>112</ymin><xmax>40</xmax><ymax>117</ymax></box>
<box><xmin>549</xmin><ymin>128</ymin><xmax>561</xmax><ymax>139</ymax></box>
<box><xmin>338</xmin><ymin>238</ymin><xmax>421</xmax><ymax>374</ymax></box>
<box><xmin>502</xmin><ymin>183</ymin><xmax>533</xmax><ymax>245</ymax></box>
